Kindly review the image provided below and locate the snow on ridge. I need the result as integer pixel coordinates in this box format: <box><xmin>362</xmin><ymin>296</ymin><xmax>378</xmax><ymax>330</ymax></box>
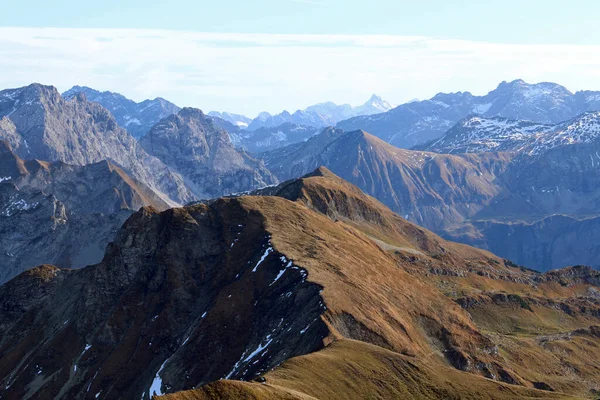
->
<box><xmin>225</xmin><ymin>333</ymin><xmax>274</xmax><ymax>380</ymax></box>
<box><xmin>148</xmin><ymin>358</ymin><xmax>170</xmax><ymax>397</ymax></box>
<box><xmin>436</xmin><ymin>112</ymin><xmax>600</xmax><ymax>155</ymax></box>
<box><xmin>252</xmin><ymin>240</ymin><xmax>273</xmax><ymax>272</ymax></box>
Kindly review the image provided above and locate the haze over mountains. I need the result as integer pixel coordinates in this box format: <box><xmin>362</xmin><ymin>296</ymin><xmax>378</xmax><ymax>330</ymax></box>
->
<box><xmin>245</xmin><ymin>94</ymin><xmax>394</xmax><ymax>130</ymax></box>
<box><xmin>3</xmin><ymin>78</ymin><xmax>600</xmax><ymax>399</ymax></box>
<box><xmin>0</xmin><ymin>79</ymin><xmax>599</xmax><ymax>275</ymax></box>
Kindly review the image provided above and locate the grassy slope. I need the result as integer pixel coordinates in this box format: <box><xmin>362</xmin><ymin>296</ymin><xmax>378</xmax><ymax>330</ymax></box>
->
<box><xmin>161</xmin><ymin>170</ymin><xmax>600</xmax><ymax>399</ymax></box>
<box><xmin>159</xmin><ymin>339</ymin><xmax>582</xmax><ymax>400</ymax></box>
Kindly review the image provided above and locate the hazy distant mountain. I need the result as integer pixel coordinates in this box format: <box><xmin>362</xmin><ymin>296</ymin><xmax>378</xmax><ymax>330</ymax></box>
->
<box><xmin>0</xmin><ymin>83</ymin><xmax>193</xmax><ymax>205</ymax></box>
<box><xmin>207</xmin><ymin>111</ymin><xmax>252</xmax><ymax>128</ymax></box>
<box><xmin>231</xmin><ymin>123</ymin><xmax>320</xmax><ymax>153</ymax></box>
<box><xmin>207</xmin><ymin>115</ymin><xmax>321</xmax><ymax>153</ymax></box>
<box><xmin>63</xmin><ymin>86</ymin><xmax>181</xmax><ymax>138</ymax></box>
<box><xmin>247</xmin><ymin>94</ymin><xmax>393</xmax><ymax>130</ymax></box>
<box><xmin>337</xmin><ymin>79</ymin><xmax>600</xmax><ymax>148</ymax></box>
<box><xmin>140</xmin><ymin>108</ymin><xmax>277</xmax><ymax>198</ymax></box>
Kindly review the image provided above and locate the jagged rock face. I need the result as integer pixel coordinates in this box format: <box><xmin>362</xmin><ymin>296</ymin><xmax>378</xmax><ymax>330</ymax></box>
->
<box><xmin>141</xmin><ymin>108</ymin><xmax>277</xmax><ymax>199</ymax></box>
<box><xmin>0</xmin><ymin>83</ymin><xmax>193</xmax><ymax>205</ymax></box>
<box><xmin>246</xmin><ymin>94</ymin><xmax>393</xmax><ymax>131</ymax></box>
<box><xmin>62</xmin><ymin>86</ymin><xmax>181</xmax><ymax>139</ymax></box>
<box><xmin>0</xmin><ymin>200</ymin><xmax>329</xmax><ymax>399</ymax></box>
<box><xmin>336</xmin><ymin>79</ymin><xmax>600</xmax><ymax>148</ymax></box>
<box><xmin>0</xmin><ymin>140</ymin><xmax>169</xmax><ymax>214</ymax></box>
<box><xmin>0</xmin><ymin>141</ymin><xmax>170</xmax><ymax>283</ymax></box>
<box><xmin>14</xmin><ymin>159</ymin><xmax>169</xmax><ymax>215</ymax></box>
<box><xmin>0</xmin><ymin>182</ymin><xmax>131</xmax><ymax>284</ymax></box>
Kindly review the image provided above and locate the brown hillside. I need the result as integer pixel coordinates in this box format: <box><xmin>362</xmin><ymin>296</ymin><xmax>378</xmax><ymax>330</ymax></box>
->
<box><xmin>1</xmin><ymin>168</ymin><xmax>600</xmax><ymax>399</ymax></box>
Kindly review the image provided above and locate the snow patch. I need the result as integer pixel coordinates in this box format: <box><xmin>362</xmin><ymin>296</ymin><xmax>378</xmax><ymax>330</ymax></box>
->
<box><xmin>252</xmin><ymin>242</ymin><xmax>273</xmax><ymax>272</ymax></box>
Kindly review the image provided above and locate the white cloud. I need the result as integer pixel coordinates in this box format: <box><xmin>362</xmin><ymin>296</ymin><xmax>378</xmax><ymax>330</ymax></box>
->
<box><xmin>1</xmin><ymin>27</ymin><xmax>600</xmax><ymax>116</ymax></box>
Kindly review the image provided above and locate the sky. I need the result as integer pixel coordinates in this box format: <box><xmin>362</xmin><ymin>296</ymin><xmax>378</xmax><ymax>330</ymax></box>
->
<box><xmin>1</xmin><ymin>1</ymin><xmax>600</xmax><ymax>116</ymax></box>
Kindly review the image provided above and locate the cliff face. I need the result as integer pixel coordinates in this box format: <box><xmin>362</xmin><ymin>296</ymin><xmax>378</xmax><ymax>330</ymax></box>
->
<box><xmin>0</xmin><ymin>84</ymin><xmax>194</xmax><ymax>205</ymax></box>
<box><xmin>0</xmin><ymin>140</ymin><xmax>170</xmax><ymax>284</ymax></box>
<box><xmin>140</xmin><ymin>108</ymin><xmax>277</xmax><ymax>199</ymax></box>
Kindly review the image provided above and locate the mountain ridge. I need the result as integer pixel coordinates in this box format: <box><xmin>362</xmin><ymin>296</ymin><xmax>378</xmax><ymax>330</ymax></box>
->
<box><xmin>140</xmin><ymin>107</ymin><xmax>277</xmax><ymax>199</ymax></box>
<box><xmin>2</xmin><ymin>169</ymin><xmax>599</xmax><ymax>399</ymax></box>
<box><xmin>62</xmin><ymin>85</ymin><xmax>181</xmax><ymax>139</ymax></box>
<box><xmin>246</xmin><ymin>94</ymin><xmax>393</xmax><ymax>131</ymax></box>
<box><xmin>0</xmin><ymin>140</ymin><xmax>170</xmax><ymax>283</ymax></box>
<box><xmin>0</xmin><ymin>83</ymin><xmax>194</xmax><ymax>205</ymax></box>
<box><xmin>336</xmin><ymin>79</ymin><xmax>600</xmax><ymax>148</ymax></box>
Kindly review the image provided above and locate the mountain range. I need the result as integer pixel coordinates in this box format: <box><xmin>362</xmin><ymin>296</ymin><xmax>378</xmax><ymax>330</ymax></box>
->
<box><xmin>2</xmin><ymin>168</ymin><xmax>600</xmax><ymax>399</ymax></box>
<box><xmin>4</xmin><ymin>79</ymin><xmax>600</xmax><ymax>399</ymax></box>
<box><xmin>0</xmin><ymin>84</ymin><xmax>193</xmax><ymax>205</ymax></box>
<box><xmin>420</xmin><ymin>111</ymin><xmax>600</xmax><ymax>154</ymax></box>
<box><xmin>63</xmin><ymin>86</ymin><xmax>181</xmax><ymax>139</ymax></box>
<box><xmin>64</xmin><ymin>86</ymin><xmax>391</xmax><ymax>154</ymax></box>
<box><xmin>261</xmin><ymin>120</ymin><xmax>600</xmax><ymax>271</ymax></box>
<box><xmin>337</xmin><ymin>79</ymin><xmax>600</xmax><ymax>148</ymax></box>
<box><xmin>246</xmin><ymin>94</ymin><xmax>394</xmax><ymax>130</ymax></box>
<box><xmin>4</xmin><ymin>80</ymin><xmax>600</xmax><ymax>272</ymax></box>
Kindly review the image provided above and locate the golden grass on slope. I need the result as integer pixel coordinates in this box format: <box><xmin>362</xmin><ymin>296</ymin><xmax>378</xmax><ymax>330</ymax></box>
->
<box><xmin>236</xmin><ymin>195</ymin><xmax>491</xmax><ymax>362</ymax></box>
<box><xmin>294</xmin><ymin>167</ymin><xmax>503</xmax><ymax>263</ymax></box>
<box><xmin>158</xmin><ymin>339</ymin><xmax>582</xmax><ymax>400</ymax></box>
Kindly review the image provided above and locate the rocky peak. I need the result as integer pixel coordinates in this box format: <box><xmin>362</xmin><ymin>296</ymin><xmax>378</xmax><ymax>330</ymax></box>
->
<box><xmin>141</xmin><ymin>108</ymin><xmax>276</xmax><ymax>199</ymax></box>
<box><xmin>177</xmin><ymin>106</ymin><xmax>206</xmax><ymax>120</ymax></box>
<box><xmin>62</xmin><ymin>85</ymin><xmax>180</xmax><ymax>139</ymax></box>
<box><xmin>0</xmin><ymin>83</ymin><xmax>194</xmax><ymax>205</ymax></box>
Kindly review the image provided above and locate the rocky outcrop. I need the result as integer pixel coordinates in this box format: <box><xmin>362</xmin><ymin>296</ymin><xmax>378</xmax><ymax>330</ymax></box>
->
<box><xmin>0</xmin><ymin>141</ymin><xmax>171</xmax><ymax>283</ymax></box>
<box><xmin>0</xmin><ymin>181</ymin><xmax>131</xmax><ymax>284</ymax></box>
<box><xmin>141</xmin><ymin>108</ymin><xmax>276</xmax><ymax>199</ymax></box>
